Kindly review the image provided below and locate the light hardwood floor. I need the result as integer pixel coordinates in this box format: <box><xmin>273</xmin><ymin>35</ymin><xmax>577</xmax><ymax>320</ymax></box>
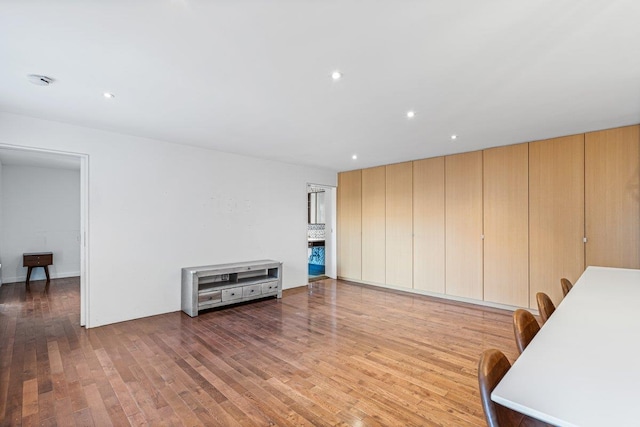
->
<box><xmin>0</xmin><ymin>277</ymin><xmax>521</xmax><ymax>426</ymax></box>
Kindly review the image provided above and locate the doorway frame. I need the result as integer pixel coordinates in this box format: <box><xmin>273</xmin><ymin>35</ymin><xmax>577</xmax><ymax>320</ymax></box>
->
<box><xmin>306</xmin><ymin>183</ymin><xmax>337</xmax><ymax>279</ymax></box>
<box><xmin>0</xmin><ymin>143</ymin><xmax>89</xmax><ymax>326</ymax></box>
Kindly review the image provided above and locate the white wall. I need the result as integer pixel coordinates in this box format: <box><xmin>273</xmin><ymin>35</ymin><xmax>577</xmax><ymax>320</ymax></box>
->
<box><xmin>0</xmin><ymin>160</ymin><xmax>3</xmax><ymax>286</ymax></box>
<box><xmin>0</xmin><ymin>165</ymin><xmax>81</xmax><ymax>283</ymax></box>
<box><xmin>0</xmin><ymin>112</ymin><xmax>337</xmax><ymax>327</ymax></box>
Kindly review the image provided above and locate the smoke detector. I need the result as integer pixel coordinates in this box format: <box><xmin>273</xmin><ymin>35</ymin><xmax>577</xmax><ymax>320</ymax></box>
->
<box><xmin>27</xmin><ymin>74</ymin><xmax>53</xmax><ymax>86</ymax></box>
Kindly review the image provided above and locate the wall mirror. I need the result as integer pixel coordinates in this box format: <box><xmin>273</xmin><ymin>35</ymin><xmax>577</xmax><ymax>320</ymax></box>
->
<box><xmin>308</xmin><ymin>190</ymin><xmax>325</xmax><ymax>224</ymax></box>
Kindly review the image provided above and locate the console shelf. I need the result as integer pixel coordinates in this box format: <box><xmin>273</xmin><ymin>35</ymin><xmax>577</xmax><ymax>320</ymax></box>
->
<box><xmin>181</xmin><ymin>259</ymin><xmax>283</xmax><ymax>317</ymax></box>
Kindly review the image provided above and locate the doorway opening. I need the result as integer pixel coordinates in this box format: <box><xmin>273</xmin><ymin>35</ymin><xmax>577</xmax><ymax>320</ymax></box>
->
<box><xmin>307</xmin><ymin>184</ymin><xmax>336</xmax><ymax>282</ymax></box>
<box><xmin>0</xmin><ymin>145</ymin><xmax>89</xmax><ymax>327</ymax></box>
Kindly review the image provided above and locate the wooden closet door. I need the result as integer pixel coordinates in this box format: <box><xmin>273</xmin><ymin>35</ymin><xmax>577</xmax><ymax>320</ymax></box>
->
<box><xmin>529</xmin><ymin>134</ymin><xmax>584</xmax><ymax>307</ymax></box>
<box><xmin>445</xmin><ymin>151</ymin><xmax>483</xmax><ymax>299</ymax></box>
<box><xmin>483</xmin><ymin>143</ymin><xmax>529</xmax><ymax>307</ymax></box>
<box><xmin>413</xmin><ymin>157</ymin><xmax>445</xmax><ymax>293</ymax></box>
<box><xmin>386</xmin><ymin>162</ymin><xmax>413</xmax><ymax>288</ymax></box>
<box><xmin>362</xmin><ymin>166</ymin><xmax>386</xmax><ymax>284</ymax></box>
<box><xmin>585</xmin><ymin>125</ymin><xmax>640</xmax><ymax>269</ymax></box>
<box><xmin>337</xmin><ymin>170</ymin><xmax>362</xmax><ymax>280</ymax></box>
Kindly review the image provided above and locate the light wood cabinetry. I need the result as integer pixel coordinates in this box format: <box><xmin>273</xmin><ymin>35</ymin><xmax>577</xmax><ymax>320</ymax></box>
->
<box><xmin>362</xmin><ymin>166</ymin><xmax>386</xmax><ymax>284</ymax></box>
<box><xmin>585</xmin><ymin>125</ymin><xmax>640</xmax><ymax>269</ymax></box>
<box><xmin>337</xmin><ymin>170</ymin><xmax>362</xmax><ymax>280</ymax></box>
<box><xmin>385</xmin><ymin>162</ymin><xmax>413</xmax><ymax>288</ymax></box>
<box><xmin>413</xmin><ymin>157</ymin><xmax>445</xmax><ymax>293</ymax></box>
<box><xmin>336</xmin><ymin>124</ymin><xmax>639</xmax><ymax>311</ymax></box>
<box><xmin>445</xmin><ymin>151</ymin><xmax>484</xmax><ymax>300</ymax></box>
<box><xmin>483</xmin><ymin>144</ymin><xmax>529</xmax><ymax>307</ymax></box>
<box><xmin>529</xmin><ymin>134</ymin><xmax>585</xmax><ymax>307</ymax></box>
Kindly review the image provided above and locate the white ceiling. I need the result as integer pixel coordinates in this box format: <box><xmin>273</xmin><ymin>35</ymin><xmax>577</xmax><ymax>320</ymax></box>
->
<box><xmin>1</xmin><ymin>0</ymin><xmax>639</xmax><ymax>172</ymax></box>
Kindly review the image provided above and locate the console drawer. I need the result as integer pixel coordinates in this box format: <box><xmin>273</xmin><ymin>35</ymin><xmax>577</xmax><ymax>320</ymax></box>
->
<box><xmin>243</xmin><ymin>284</ymin><xmax>262</xmax><ymax>298</ymax></box>
<box><xmin>261</xmin><ymin>281</ymin><xmax>279</xmax><ymax>294</ymax></box>
<box><xmin>198</xmin><ymin>290</ymin><xmax>222</xmax><ymax>305</ymax></box>
<box><xmin>222</xmin><ymin>287</ymin><xmax>243</xmax><ymax>302</ymax></box>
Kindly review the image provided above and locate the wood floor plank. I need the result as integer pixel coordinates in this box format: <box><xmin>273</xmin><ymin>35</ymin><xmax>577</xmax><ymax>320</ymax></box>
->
<box><xmin>73</xmin><ymin>406</ymin><xmax>94</xmax><ymax>426</ymax></box>
<box><xmin>54</xmin><ymin>396</ymin><xmax>74</xmax><ymax>426</ymax></box>
<box><xmin>157</xmin><ymin>382</ymin><xmax>205</xmax><ymax>427</ymax></box>
<box><xmin>95</xmin><ymin>377</ymin><xmax>131</xmax><ymax>426</ymax></box>
<box><xmin>0</xmin><ymin>316</ymin><xmax>17</xmax><ymax>421</ymax></box>
<box><xmin>37</xmin><ymin>390</ymin><xmax>55</xmax><ymax>422</ymax></box>
<box><xmin>83</xmin><ymin>382</ymin><xmax>113</xmax><ymax>426</ymax></box>
<box><xmin>21</xmin><ymin>378</ymin><xmax>39</xmax><ymax>418</ymax></box>
<box><xmin>94</xmin><ymin>348</ymin><xmax>141</xmax><ymax>418</ymax></box>
<box><xmin>0</xmin><ymin>276</ymin><xmax>528</xmax><ymax>426</ymax></box>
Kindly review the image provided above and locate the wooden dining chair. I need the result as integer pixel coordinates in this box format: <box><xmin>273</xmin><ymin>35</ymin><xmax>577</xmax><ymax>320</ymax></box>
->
<box><xmin>561</xmin><ymin>278</ymin><xmax>573</xmax><ymax>297</ymax></box>
<box><xmin>536</xmin><ymin>292</ymin><xmax>556</xmax><ymax>325</ymax></box>
<box><xmin>478</xmin><ymin>349</ymin><xmax>553</xmax><ymax>427</ymax></box>
<box><xmin>513</xmin><ymin>309</ymin><xmax>540</xmax><ymax>354</ymax></box>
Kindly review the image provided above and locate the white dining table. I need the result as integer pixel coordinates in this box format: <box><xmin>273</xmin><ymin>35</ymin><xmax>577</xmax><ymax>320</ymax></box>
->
<box><xmin>492</xmin><ymin>266</ymin><xmax>640</xmax><ymax>427</ymax></box>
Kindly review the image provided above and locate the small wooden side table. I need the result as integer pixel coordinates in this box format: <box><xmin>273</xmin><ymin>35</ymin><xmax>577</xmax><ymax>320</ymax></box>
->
<box><xmin>23</xmin><ymin>252</ymin><xmax>53</xmax><ymax>288</ymax></box>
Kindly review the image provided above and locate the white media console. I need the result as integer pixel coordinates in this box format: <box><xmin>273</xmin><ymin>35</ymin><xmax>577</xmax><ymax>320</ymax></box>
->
<box><xmin>181</xmin><ymin>259</ymin><xmax>283</xmax><ymax>317</ymax></box>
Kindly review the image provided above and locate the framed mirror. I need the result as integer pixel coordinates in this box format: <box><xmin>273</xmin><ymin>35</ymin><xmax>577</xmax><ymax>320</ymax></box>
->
<box><xmin>308</xmin><ymin>191</ymin><xmax>325</xmax><ymax>224</ymax></box>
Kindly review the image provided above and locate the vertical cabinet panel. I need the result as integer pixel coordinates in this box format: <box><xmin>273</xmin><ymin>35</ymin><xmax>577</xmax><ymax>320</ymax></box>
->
<box><xmin>337</xmin><ymin>170</ymin><xmax>362</xmax><ymax>280</ymax></box>
<box><xmin>483</xmin><ymin>144</ymin><xmax>529</xmax><ymax>307</ymax></box>
<box><xmin>413</xmin><ymin>157</ymin><xmax>445</xmax><ymax>293</ymax></box>
<box><xmin>386</xmin><ymin>162</ymin><xmax>413</xmax><ymax>288</ymax></box>
<box><xmin>362</xmin><ymin>166</ymin><xmax>386</xmax><ymax>284</ymax></box>
<box><xmin>585</xmin><ymin>125</ymin><xmax>640</xmax><ymax>269</ymax></box>
<box><xmin>445</xmin><ymin>151</ymin><xmax>484</xmax><ymax>299</ymax></box>
<box><xmin>529</xmin><ymin>135</ymin><xmax>584</xmax><ymax>307</ymax></box>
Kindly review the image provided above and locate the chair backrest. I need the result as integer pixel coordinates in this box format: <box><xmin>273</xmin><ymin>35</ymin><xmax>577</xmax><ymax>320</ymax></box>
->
<box><xmin>478</xmin><ymin>349</ymin><xmax>527</xmax><ymax>427</ymax></box>
<box><xmin>478</xmin><ymin>349</ymin><xmax>554</xmax><ymax>427</ymax></box>
<box><xmin>561</xmin><ymin>278</ymin><xmax>573</xmax><ymax>297</ymax></box>
<box><xmin>536</xmin><ymin>292</ymin><xmax>556</xmax><ymax>324</ymax></box>
<box><xmin>513</xmin><ymin>309</ymin><xmax>540</xmax><ymax>354</ymax></box>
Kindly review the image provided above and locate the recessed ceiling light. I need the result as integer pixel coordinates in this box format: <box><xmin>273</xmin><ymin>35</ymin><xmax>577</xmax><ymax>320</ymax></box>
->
<box><xmin>406</xmin><ymin>110</ymin><xmax>416</xmax><ymax>118</ymax></box>
<box><xmin>103</xmin><ymin>92</ymin><xmax>115</xmax><ymax>99</ymax></box>
<box><xmin>352</xmin><ymin>154</ymin><xmax>357</xmax><ymax>160</ymax></box>
<box><xmin>331</xmin><ymin>71</ymin><xmax>342</xmax><ymax>80</ymax></box>
<box><xmin>451</xmin><ymin>134</ymin><xmax>458</xmax><ymax>140</ymax></box>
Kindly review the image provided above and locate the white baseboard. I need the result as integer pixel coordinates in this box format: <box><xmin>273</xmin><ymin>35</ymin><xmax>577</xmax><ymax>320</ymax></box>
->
<box><xmin>1</xmin><ymin>271</ymin><xmax>80</xmax><ymax>285</ymax></box>
<box><xmin>337</xmin><ymin>276</ymin><xmax>539</xmax><ymax>315</ymax></box>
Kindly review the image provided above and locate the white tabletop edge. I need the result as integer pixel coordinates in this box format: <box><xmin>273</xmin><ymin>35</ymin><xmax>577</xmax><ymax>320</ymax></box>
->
<box><xmin>490</xmin><ymin>266</ymin><xmax>640</xmax><ymax>427</ymax></box>
<box><xmin>491</xmin><ymin>392</ymin><xmax>578</xmax><ymax>427</ymax></box>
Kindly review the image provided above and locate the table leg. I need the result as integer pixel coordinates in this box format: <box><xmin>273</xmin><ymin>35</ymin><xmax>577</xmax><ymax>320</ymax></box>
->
<box><xmin>44</xmin><ymin>266</ymin><xmax>51</xmax><ymax>284</ymax></box>
<box><xmin>26</xmin><ymin>266</ymin><xmax>33</xmax><ymax>289</ymax></box>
